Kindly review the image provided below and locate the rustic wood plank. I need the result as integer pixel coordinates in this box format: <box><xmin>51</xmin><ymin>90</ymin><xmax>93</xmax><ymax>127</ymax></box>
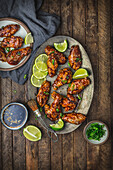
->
<box><xmin>72</xmin><ymin>0</ymin><xmax>87</xmax><ymax>170</ymax></box>
<box><xmin>98</xmin><ymin>0</ymin><xmax>111</xmax><ymax>169</ymax></box>
<box><xmin>1</xmin><ymin>78</ymin><xmax>13</xmax><ymax>170</ymax></box>
<box><xmin>12</xmin><ymin>82</ymin><xmax>26</xmax><ymax>170</ymax></box>
<box><xmin>85</xmin><ymin>0</ymin><xmax>100</xmax><ymax>169</ymax></box>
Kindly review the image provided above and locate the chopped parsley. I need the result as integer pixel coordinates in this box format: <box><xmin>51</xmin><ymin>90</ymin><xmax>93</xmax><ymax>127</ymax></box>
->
<box><xmin>68</xmin><ymin>62</ymin><xmax>71</xmax><ymax>67</ymax></box>
<box><xmin>17</xmin><ymin>52</ymin><xmax>21</xmax><ymax>55</ymax></box>
<box><xmin>39</xmin><ymin>107</ymin><xmax>42</xmax><ymax>112</ymax></box>
<box><xmin>6</xmin><ymin>47</ymin><xmax>10</xmax><ymax>52</ymax></box>
<box><xmin>77</xmin><ymin>95</ymin><xmax>82</xmax><ymax>100</ymax></box>
<box><xmin>66</xmin><ymin>76</ymin><xmax>69</xmax><ymax>79</ymax></box>
<box><xmin>50</xmin><ymin>51</ymin><xmax>55</xmax><ymax>54</ymax></box>
<box><xmin>68</xmin><ymin>83</ymin><xmax>71</xmax><ymax>87</ymax></box>
<box><xmin>52</xmin><ymin>59</ymin><xmax>55</xmax><ymax>65</ymax></box>
<box><xmin>60</xmin><ymin>113</ymin><xmax>63</xmax><ymax>117</ymax></box>
<box><xmin>76</xmin><ymin>58</ymin><xmax>81</xmax><ymax>62</ymax></box>
<box><xmin>13</xmin><ymin>90</ymin><xmax>17</xmax><ymax>93</ymax></box>
<box><xmin>24</xmin><ymin>74</ymin><xmax>27</xmax><ymax>79</ymax></box>
<box><xmin>7</xmin><ymin>42</ymin><xmax>10</xmax><ymax>44</ymax></box>
<box><xmin>11</xmin><ymin>56</ymin><xmax>14</xmax><ymax>58</ymax></box>
<box><xmin>44</xmin><ymin>92</ymin><xmax>49</xmax><ymax>95</ymax></box>
<box><xmin>56</xmin><ymin>108</ymin><xmax>59</xmax><ymax>112</ymax></box>
<box><xmin>62</xmin><ymin>80</ymin><xmax>67</xmax><ymax>83</ymax></box>
<box><xmin>35</xmin><ymin>117</ymin><xmax>38</xmax><ymax>120</ymax></box>
<box><xmin>72</xmin><ymin>84</ymin><xmax>75</xmax><ymax>91</ymax></box>
<box><xmin>45</xmin><ymin>114</ymin><xmax>47</xmax><ymax>118</ymax></box>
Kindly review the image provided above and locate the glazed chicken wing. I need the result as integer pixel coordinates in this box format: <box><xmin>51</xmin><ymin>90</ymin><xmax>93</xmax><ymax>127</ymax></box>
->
<box><xmin>1</xmin><ymin>36</ymin><xmax>24</xmax><ymax>48</ymax></box>
<box><xmin>68</xmin><ymin>45</ymin><xmax>82</xmax><ymax>70</ymax></box>
<box><xmin>37</xmin><ymin>80</ymin><xmax>51</xmax><ymax>107</ymax></box>
<box><xmin>45</xmin><ymin>45</ymin><xmax>67</xmax><ymax>64</ymax></box>
<box><xmin>0</xmin><ymin>47</ymin><xmax>6</xmax><ymax>62</ymax></box>
<box><xmin>53</xmin><ymin>68</ymin><xmax>72</xmax><ymax>90</ymax></box>
<box><xmin>47</xmin><ymin>53</ymin><xmax>58</xmax><ymax>77</ymax></box>
<box><xmin>67</xmin><ymin>77</ymin><xmax>90</xmax><ymax>95</ymax></box>
<box><xmin>0</xmin><ymin>24</ymin><xmax>20</xmax><ymax>37</ymax></box>
<box><xmin>45</xmin><ymin>92</ymin><xmax>62</xmax><ymax>121</ymax></box>
<box><xmin>6</xmin><ymin>47</ymin><xmax>32</xmax><ymax>65</ymax></box>
<box><xmin>62</xmin><ymin>113</ymin><xmax>86</xmax><ymax>124</ymax></box>
<box><xmin>51</xmin><ymin>91</ymin><xmax>78</xmax><ymax>112</ymax></box>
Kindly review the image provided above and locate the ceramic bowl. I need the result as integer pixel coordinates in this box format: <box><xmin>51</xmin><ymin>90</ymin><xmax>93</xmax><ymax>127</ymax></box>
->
<box><xmin>83</xmin><ymin>120</ymin><xmax>109</xmax><ymax>145</ymax></box>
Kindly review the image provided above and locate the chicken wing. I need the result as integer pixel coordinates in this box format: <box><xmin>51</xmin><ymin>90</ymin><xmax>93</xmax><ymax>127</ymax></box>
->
<box><xmin>0</xmin><ymin>24</ymin><xmax>20</xmax><ymax>37</ymax></box>
<box><xmin>45</xmin><ymin>45</ymin><xmax>67</xmax><ymax>64</ymax></box>
<box><xmin>6</xmin><ymin>47</ymin><xmax>32</xmax><ymax>65</ymax></box>
<box><xmin>68</xmin><ymin>45</ymin><xmax>82</xmax><ymax>70</ymax></box>
<box><xmin>37</xmin><ymin>80</ymin><xmax>51</xmax><ymax>107</ymax></box>
<box><xmin>51</xmin><ymin>91</ymin><xmax>78</xmax><ymax>112</ymax></box>
<box><xmin>67</xmin><ymin>77</ymin><xmax>90</xmax><ymax>95</ymax></box>
<box><xmin>45</xmin><ymin>92</ymin><xmax>62</xmax><ymax>121</ymax></box>
<box><xmin>1</xmin><ymin>36</ymin><xmax>24</xmax><ymax>48</ymax></box>
<box><xmin>53</xmin><ymin>68</ymin><xmax>72</xmax><ymax>90</ymax></box>
<box><xmin>0</xmin><ymin>47</ymin><xmax>6</xmax><ymax>62</ymax></box>
<box><xmin>62</xmin><ymin>113</ymin><xmax>86</xmax><ymax>124</ymax></box>
<box><xmin>47</xmin><ymin>53</ymin><xmax>58</xmax><ymax>77</ymax></box>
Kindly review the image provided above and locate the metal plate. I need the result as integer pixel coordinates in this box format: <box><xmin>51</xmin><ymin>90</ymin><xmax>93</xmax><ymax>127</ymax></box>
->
<box><xmin>28</xmin><ymin>35</ymin><xmax>94</xmax><ymax>134</ymax></box>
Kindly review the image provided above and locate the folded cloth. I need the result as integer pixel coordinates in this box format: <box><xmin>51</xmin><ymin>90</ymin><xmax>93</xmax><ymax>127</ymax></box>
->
<box><xmin>0</xmin><ymin>0</ymin><xmax>60</xmax><ymax>84</ymax></box>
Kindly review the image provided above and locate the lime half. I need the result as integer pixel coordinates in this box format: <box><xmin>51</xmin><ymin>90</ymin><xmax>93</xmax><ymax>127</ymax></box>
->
<box><xmin>73</xmin><ymin>68</ymin><xmax>89</xmax><ymax>79</ymax></box>
<box><xmin>54</xmin><ymin>40</ymin><xmax>68</xmax><ymax>52</ymax></box>
<box><xmin>35</xmin><ymin>54</ymin><xmax>48</xmax><ymax>64</ymax></box>
<box><xmin>23</xmin><ymin>125</ymin><xmax>41</xmax><ymax>141</ymax></box>
<box><xmin>31</xmin><ymin>74</ymin><xmax>46</xmax><ymax>87</ymax></box>
<box><xmin>50</xmin><ymin>119</ymin><xmax>64</xmax><ymax>131</ymax></box>
<box><xmin>24</xmin><ymin>32</ymin><xmax>34</xmax><ymax>45</ymax></box>
<box><xmin>35</xmin><ymin>61</ymin><xmax>47</xmax><ymax>71</ymax></box>
<box><xmin>33</xmin><ymin>64</ymin><xmax>48</xmax><ymax>79</ymax></box>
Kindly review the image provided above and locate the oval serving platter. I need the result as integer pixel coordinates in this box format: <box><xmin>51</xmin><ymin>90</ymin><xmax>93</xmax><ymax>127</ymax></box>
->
<box><xmin>0</xmin><ymin>17</ymin><xmax>33</xmax><ymax>71</ymax></box>
<box><xmin>28</xmin><ymin>35</ymin><xmax>94</xmax><ymax>134</ymax></box>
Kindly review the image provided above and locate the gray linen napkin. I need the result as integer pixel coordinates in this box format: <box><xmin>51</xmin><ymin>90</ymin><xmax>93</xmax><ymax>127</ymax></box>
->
<box><xmin>0</xmin><ymin>0</ymin><xmax>60</xmax><ymax>84</ymax></box>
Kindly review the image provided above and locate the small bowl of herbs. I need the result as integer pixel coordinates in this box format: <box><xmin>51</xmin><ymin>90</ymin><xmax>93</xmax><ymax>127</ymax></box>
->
<box><xmin>83</xmin><ymin>120</ymin><xmax>109</xmax><ymax>145</ymax></box>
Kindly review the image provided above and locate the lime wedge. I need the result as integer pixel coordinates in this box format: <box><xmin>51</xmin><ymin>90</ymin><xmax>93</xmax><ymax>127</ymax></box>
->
<box><xmin>33</xmin><ymin>64</ymin><xmax>48</xmax><ymax>79</ymax></box>
<box><xmin>35</xmin><ymin>61</ymin><xmax>47</xmax><ymax>71</ymax></box>
<box><xmin>54</xmin><ymin>40</ymin><xmax>68</xmax><ymax>52</ymax></box>
<box><xmin>35</xmin><ymin>54</ymin><xmax>48</xmax><ymax>64</ymax></box>
<box><xmin>50</xmin><ymin>119</ymin><xmax>64</xmax><ymax>131</ymax></box>
<box><xmin>73</xmin><ymin>68</ymin><xmax>89</xmax><ymax>79</ymax></box>
<box><xmin>31</xmin><ymin>74</ymin><xmax>46</xmax><ymax>87</ymax></box>
<box><xmin>24</xmin><ymin>32</ymin><xmax>33</xmax><ymax>45</ymax></box>
<box><xmin>23</xmin><ymin>125</ymin><xmax>41</xmax><ymax>141</ymax></box>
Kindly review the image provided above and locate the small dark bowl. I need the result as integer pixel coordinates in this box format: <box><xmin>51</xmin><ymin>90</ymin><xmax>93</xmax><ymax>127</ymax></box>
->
<box><xmin>83</xmin><ymin>120</ymin><xmax>109</xmax><ymax>145</ymax></box>
<box><xmin>0</xmin><ymin>102</ymin><xmax>28</xmax><ymax>130</ymax></box>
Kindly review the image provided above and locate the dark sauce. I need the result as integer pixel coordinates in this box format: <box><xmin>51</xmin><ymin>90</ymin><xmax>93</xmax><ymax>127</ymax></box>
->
<box><xmin>3</xmin><ymin>104</ymin><xmax>27</xmax><ymax>128</ymax></box>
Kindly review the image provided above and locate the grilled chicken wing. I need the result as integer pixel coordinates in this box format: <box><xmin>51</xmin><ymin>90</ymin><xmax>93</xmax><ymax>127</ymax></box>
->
<box><xmin>51</xmin><ymin>91</ymin><xmax>78</xmax><ymax>112</ymax></box>
<box><xmin>0</xmin><ymin>24</ymin><xmax>20</xmax><ymax>37</ymax></box>
<box><xmin>68</xmin><ymin>45</ymin><xmax>82</xmax><ymax>70</ymax></box>
<box><xmin>0</xmin><ymin>47</ymin><xmax>6</xmax><ymax>62</ymax></box>
<box><xmin>53</xmin><ymin>68</ymin><xmax>72</xmax><ymax>90</ymax></box>
<box><xmin>45</xmin><ymin>92</ymin><xmax>62</xmax><ymax>121</ymax></box>
<box><xmin>45</xmin><ymin>45</ymin><xmax>67</xmax><ymax>64</ymax></box>
<box><xmin>67</xmin><ymin>77</ymin><xmax>90</xmax><ymax>95</ymax></box>
<box><xmin>37</xmin><ymin>80</ymin><xmax>51</xmax><ymax>107</ymax></box>
<box><xmin>1</xmin><ymin>36</ymin><xmax>24</xmax><ymax>48</ymax></box>
<box><xmin>47</xmin><ymin>53</ymin><xmax>58</xmax><ymax>77</ymax></box>
<box><xmin>62</xmin><ymin>113</ymin><xmax>86</xmax><ymax>124</ymax></box>
<box><xmin>6</xmin><ymin>47</ymin><xmax>32</xmax><ymax>65</ymax></box>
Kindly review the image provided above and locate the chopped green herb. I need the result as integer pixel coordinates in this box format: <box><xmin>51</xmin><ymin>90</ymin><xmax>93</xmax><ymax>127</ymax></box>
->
<box><xmin>86</xmin><ymin>123</ymin><xmax>106</xmax><ymax>141</ymax></box>
<box><xmin>55</xmin><ymin>86</ymin><xmax>58</xmax><ymax>89</ymax></box>
<box><xmin>12</xmin><ymin>56</ymin><xmax>14</xmax><ymax>58</ymax></box>
<box><xmin>39</xmin><ymin>107</ymin><xmax>42</xmax><ymax>112</ymax></box>
<box><xmin>6</xmin><ymin>47</ymin><xmax>10</xmax><ymax>52</ymax></box>
<box><xmin>68</xmin><ymin>62</ymin><xmax>71</xmax><ymax>67</ymax></box>
<box><xmin>13</xmin><ymin>90</ymin><xmax>17</xmax><ymax>93</ymax></box>
<box><xmin>7</xmin><ymin>42</ymin><xmax>10</xmax><ymax>44</ymax></box>
<box><xmin>45</xmin><ymin>114</ymin><xmax>47</xmax><ymax>118</ymax></box>
<box><xmin>50</xmin><ymin>51</ymin><xmax>55</xmax><ymax>54</ymax></box>
<box><xmin>63</xmin><ymin>96</ymin><xmax>66</xmax><ymax>98</ymax></box>
<box><xmin>77</xmin><ymin>95</ymin><xmax>82</xmax><ymax>100</ymax></box>
<box><xmin>24</xmin><ymin>74</ymin><xmax>27</xmax><ymax>79</ymax></box>
<box><xmin>35</xmin><ymin>117</ymin><xmax>38</xmax><ymax>120</ymax></box>
<box><xmin>66</xmin><ymin>76</ymin><xmax>69</xmax><ymax>79</ymax></box>
<box><xmin>60</xmin><ymin>113</ymin><xmax>63</xmax><ymax>117</ymax></box>
<box><xmin>72</xmin><ymin>84</ymin><xmax>75</xmax><ymax>91</ymax></box>
<box><xmin>52</xmin><ymin>59</ymin><xmax>55</xmax><ymax>65</ymax></box>
<box><xmin>62</xmin><ymin>80</ymin><xmax>67</xmax><ymax>83</ymax></box>
<box><xmin>17</xmin><ymin>52</ymin><xmax>21</xmax><ymax>55</ymax></box>
<box><xmin>44</xmin><ymin>92</ymin><xmax>49</xmax><ymax>95</ymax></box>
<box><xmin>76</xmin><ymin>58</ymin><xmax>81</xmax><ymax>62</ymax></box>
<box><xmin>12</xmin><ymin>49</ymin><xmax>14</xmax><ymax>51</ymax></box>
<box><xmin>1</xmin><ymin>26</ymin><xmax>4</xmax><ymax>29</ymax></box>
<box><xmin>35</xmin><ymin>114</ymin><xmax>38</xmax><ymax>117</ymax></box>
<box><xmin>68</xmin><ymin>83</ymin><xmax>71</xmax><ymax>87</ymax></box>
<box><xmin>56</xmin><ymin>108</ymin><xmax>59</xmax><ymax>112</ymax></box>
<box><xmin>20</xmin><ymin>134</ymin><xmax>22</xmax><ymax>136</ymax></box>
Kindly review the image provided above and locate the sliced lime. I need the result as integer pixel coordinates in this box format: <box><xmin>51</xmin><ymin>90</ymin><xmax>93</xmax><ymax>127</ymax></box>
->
<box><xmin>50</xmin><ymin>119</ymin><xmax>64</xmax><ymax>131</ymax></box>
<box><xmin>35</xmin><ymin>61</ymin><xmax>47</xmax><ymax>71</ymax></box>
<box><xmin>24</xmin><ymin>32</ymin><xmax>33</xmax><ymax>45</ymax></box>
<box><xmin>35</xmin><ymin>54</ymin><xmax>48</xmax><ymax>64</ymax></box>
<box><xmin>31</xmin><ymin>74</ymin><xmax>46</xmax><ymax>87</ymax></box>
<box><xmin>33</xmin><ymin>64</ymin><xmax>48</xmax><ymax>79</ymax></box>
<box><xmin>23</xmin><ymin>125</ymin><xmax>41</xmax><ymax>141</ymax></box>
<box><xmin>54</xmin><ymin>40</ymin><xmax>68</xmax><ymax>52</ymax></box>
<box><xmin>73</xmin><ymin>68</ymin><xmax>89</xmax><ymax>79</ymax></box>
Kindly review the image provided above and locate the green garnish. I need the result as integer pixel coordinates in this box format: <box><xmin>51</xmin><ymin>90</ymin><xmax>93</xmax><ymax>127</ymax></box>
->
<box><xmin>7</xmin><ymin>42</ymin><xmax>10</xmax><ymax>44</ymax></box>
<box><xmin>1</xmin><ymin>26</ymin><xmax>4</xmax><ymax>29</ymax></box>
<box><xmin>86</xmin><ymin>123</ymin><xmax>106</xmax><ymax>141</ymax></box>
<box><xmin>24</xmin><ymin>74</ymin><xmax>27</xmax><ymax>79</ymax></box>
<box><xmin>60</xmin><ymin>113</ymin><xmax>63</xmax><ymax>117</ymax></box>
<box><xmin>50</xmin><ymin>51</ymin><xmax>55</xmax><ymax>54</ymax></box>
<box><xmin>44</xmin><ymin>92</ymin><xmax>49</xmax><ymax>95</ymax></box>
<box><xmin>56</xmin><ymin>108</ymin><xmax>59</xmax><ymax>112</ymax></box>
<box><xmin>52</xmin><ymin>59</ymin><xmax>55</xmax><ymax>65</ymax></box>
<box><xmin>45</xmin><ymin>114</ymin><xmax>47</xmax><ymax>118</ymax></box>
<box><xmin>55</xmin><ymin>86</ymin><xmax>58</xmax><ymax>89</ymax></box>
<box><xmin>12</xmin><ymin>56</ymin><xmax>14</xmax><ymax>58</ymax></box>
<box><xmin>6</xmin><ymin>47</ymin><xmax>10</xmax><ymax>52</ymax></box>
<box><xmin>68</xmin><ymin>83</ymin><xmax>71</xmax><ymax>87</ymax></box>
<box><xmin>20</xmin><ymin>134</ymin><xmax>22</xmax><ymax>136</ymax></box>
<box><xmin>17</xmin><ymin>52</ymin><xmax>21</xmax><ymax>55</ymax></box>
<box><xmin>12</xmin><ymin>49</ymin><xmax>14</xmax><ymax>51</ymax></box>
<box><xmin>39</xmin><ymin>107</ymin><xmax>42</xmax><ymax>112</ymax></box>
<box><xmin>35</xmin><ymin>117</ymin><xmax>38</xmax><ymax>120</ymax></box>
<box><xmin>76</xmin><ymin>58</ymin><xmax>81</xmax><ymax>62</ymax></box>
<box><xmin>77</xmin><ymin>95</ymin><xmax>82</xmax><ymax>100</ymax></box>
<box><xmin>68</xmin><ymin>62</ymin><xmax>71</xmax><ymax>67</ymax></box>
<box><xmin>72</xmin><ymin>84</ymin><xmax>75</xmax><ymax>91</ymax></box>
<box><xmin>13</xmin><ymin>90</ymin><xmax>17</xmax><ymax>93</ymax></box>
<box><xmin>62</xmin><ymin>80</ymin><xmax>67</xmax><ymax>83</ymax></box>
<box><xmin>66</xmin><ymin>76</ymin><xmax>69</xmax><ymax>79</ymax></box>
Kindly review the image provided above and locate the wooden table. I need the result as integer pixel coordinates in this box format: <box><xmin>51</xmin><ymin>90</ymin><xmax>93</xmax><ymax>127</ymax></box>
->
<box><xmin>0</xmin><ymin>0</ymin><xmax>112</xmax><ymax>169</ymax></box>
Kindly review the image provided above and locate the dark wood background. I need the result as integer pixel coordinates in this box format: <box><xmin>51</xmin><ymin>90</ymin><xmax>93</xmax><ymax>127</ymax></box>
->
<box><xmin>0</xmin><ymin>0</ymin><xmax>113</xmax><ymax>169</ymax></box>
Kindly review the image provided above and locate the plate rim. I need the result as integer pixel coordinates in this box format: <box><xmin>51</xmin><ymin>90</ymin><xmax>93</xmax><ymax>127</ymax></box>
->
<box><xmin>0</xmin><ymin>17</ymin><xmax>33</xmax><ymax>71</ymax></box>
